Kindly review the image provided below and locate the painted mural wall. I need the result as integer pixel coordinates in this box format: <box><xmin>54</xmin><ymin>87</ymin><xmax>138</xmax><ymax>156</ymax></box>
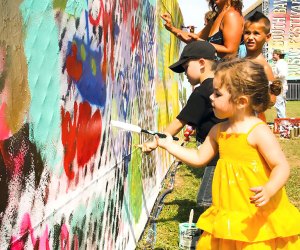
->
<box><xmin>0</xmin><ymin>0</ymin><xmax>183</xmax><ymax>249</ymax></box>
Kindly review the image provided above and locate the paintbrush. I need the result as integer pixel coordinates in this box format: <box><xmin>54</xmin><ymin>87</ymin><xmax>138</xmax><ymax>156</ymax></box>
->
<box><xmin>188</xmin><ymin>209</ymin><xmax>194</xmax><ymax>229</ymax></box>
<box><xmin>111</xmin><ymin>120</ymin><xmax>179</xmax><ymax>141</ymax></box>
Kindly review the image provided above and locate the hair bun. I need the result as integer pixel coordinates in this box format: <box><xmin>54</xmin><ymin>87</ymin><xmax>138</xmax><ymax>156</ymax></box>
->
<box><xmin>269</xmin><ymin>79</ymin><xmax>282</xmax><ymax>96</ymax></box>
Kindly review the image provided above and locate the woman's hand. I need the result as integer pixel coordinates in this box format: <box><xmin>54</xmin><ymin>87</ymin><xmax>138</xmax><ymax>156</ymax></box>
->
<box><xmin>186</xmin><ymin>33</ymin><xmax>203</xmax><ymax>41</ymax></box>
<box><xmin>177</xmin><ymin>33</ymin><xmax>202</xmax><ymax>43</ymax></box>
<box><xmin>249</xmin><ymin>186</ymin><xmax>272</xmax><ymax>207</ymax></box>
<box><xmin>176</xmin><ymin>32</ymin><xmax>199</xmax><ymax>43</ymax></box>
<box><xmin>161</xmin><ymin>13</ymin><xmax>172</xmax><ymax>30</ymax></box>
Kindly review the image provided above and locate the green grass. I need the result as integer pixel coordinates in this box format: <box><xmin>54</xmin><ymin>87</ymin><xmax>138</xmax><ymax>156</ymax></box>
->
<box><xmin>265</xmin><ymin>100</ymin><xmax>300</xmax><ymax>122</ymax></box>
<box><xmin>137</xmin><ymin>101</ymin><xmax>300</xmax><ymax>249</ymax></box>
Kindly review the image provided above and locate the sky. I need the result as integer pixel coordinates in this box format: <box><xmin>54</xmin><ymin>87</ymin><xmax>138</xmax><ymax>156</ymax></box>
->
<box><xmin>177</xmin><ymin>0</ymin><xmax>258</xmax><ymax>33</ymax></box>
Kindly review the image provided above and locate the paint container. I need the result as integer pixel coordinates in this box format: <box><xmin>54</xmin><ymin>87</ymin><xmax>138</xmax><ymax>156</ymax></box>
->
<box><xmin>291</xmin><ymin>127</ymin><xmax>300</xmax><ymax>139</ymax></box>
<box><xmin>290</xmin><ymin>127</ymin><xmax>295</xmax><ymax>139</ymax></box>
<box><xmin>178</xmin><ymin>222</ymin><xmax>200</xmax><ymax>249</ymax></box>
<box><xmin>268</xmin><ymin>124</ymin><xmax>274</xmax><ymax>133</ymax></box>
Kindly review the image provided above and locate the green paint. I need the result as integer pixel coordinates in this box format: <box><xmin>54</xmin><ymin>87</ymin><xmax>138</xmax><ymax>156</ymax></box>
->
<box><xmin>89</xmin><ymin>195</ymin><xmax>105</xmax><ymax>219</ymax></box>
<box><xmin>20</xmin><ymin>0</ymin><xmax>62</xmax><ymax>169</ymax></box>
<box><xmin>71</xmin><ymin>204</ymin><xmax>87</xmax><ymax>245</ymax></box>
<box><xmin>148</xmin><ymin>0</ymin><xmax>156</xmax><ymax>6</ymax></box>
<box><xmin>53</xmin><ymin>0</ymin><xmax>67</xmax><ymax>10</ymax></box>
<box><xmin>111</xmin><ymin>99</ymin><xmax>118</xmax><ymax>121</ymax></box>
<box><xmin>80</xmin><ymin>44</ymin><xmax>86</xmax><ymax>61</ymax></box>
<box><xmin>91</xmin><ymin>58</ymin><xmax>97</xmax><ymax>76</ymax></box>
<box><xmin>89</xmin><ymin>195</ymin><xmax>105</xmax><ymax>242</ymax></box>
<box><xmin>69</xmin><ymin>196</ymin><xmax>105</xmax><ymax>245</ymax></box>
<box><xmin>128</xmin><ymin>132</ymin><xmax>143</xmax><ymax>223</ymax></box>
<box><xmin>71</xmin><ymin>204</ymin><xmax>87</xmax><ymax>228</ymax></box>
<box><xmin>65</xmin><ymin>0</ymin><xmax>88</xmax><ymax>18</ymax></box>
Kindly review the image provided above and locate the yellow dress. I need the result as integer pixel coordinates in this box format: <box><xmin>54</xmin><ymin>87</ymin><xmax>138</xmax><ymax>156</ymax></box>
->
<box><xmin>196</xmin><ymin>122</ymin><xmax>300</xmax><ymax>249</ymax></box>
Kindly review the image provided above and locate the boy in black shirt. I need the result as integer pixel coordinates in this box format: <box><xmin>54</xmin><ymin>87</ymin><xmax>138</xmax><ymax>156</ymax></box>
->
<box><xmin>141</xmin><ymin>41</ymin><xmax>224</xmax><ymax>209</ymax></box>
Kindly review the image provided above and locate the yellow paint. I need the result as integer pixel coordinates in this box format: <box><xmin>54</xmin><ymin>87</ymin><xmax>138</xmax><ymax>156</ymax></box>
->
<box><xmin>91</xmin><ymin>58</ymin><xmax>97</xmax><ymax>76</ymax></box>
<box><xmin>155</xmin><ymin>0</ymin><xmax>183</xmax><ymax>134</ymax></box>
<box><xmin>81</xmin><ymin>44</ymin><xmax>86</xmax><ymax>61</ymax></box>
<box><xmin>0</xmin><ymin>1</ymin><xmax>31</xmax><ymax>135</ymax></box>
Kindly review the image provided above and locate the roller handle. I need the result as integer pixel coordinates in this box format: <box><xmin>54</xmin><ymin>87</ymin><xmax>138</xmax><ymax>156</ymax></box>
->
<box><xmin>155</xmin><ymin>132</ymin><xmax>179</xmax><ymax>141</ymax></box>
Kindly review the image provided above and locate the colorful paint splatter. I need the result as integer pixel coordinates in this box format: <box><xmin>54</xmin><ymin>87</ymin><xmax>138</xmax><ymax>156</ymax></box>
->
<box><xmin>0</xmin><ymin>0</ymin><xmax>183</xmax><ymax>249</ymax></box>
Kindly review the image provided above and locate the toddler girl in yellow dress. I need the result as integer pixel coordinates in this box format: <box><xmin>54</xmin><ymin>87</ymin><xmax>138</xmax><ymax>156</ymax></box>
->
<box><xmin>154</xmin><ymin>59</ymin><xmax>300</xmax><ymax>249</ymax></box>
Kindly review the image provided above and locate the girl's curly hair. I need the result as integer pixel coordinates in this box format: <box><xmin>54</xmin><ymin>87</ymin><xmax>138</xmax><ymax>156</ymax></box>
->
<box><xmin>215</xmin><ymin>58</ymin><xmax>271</xmax><ymax>113</ymax></box>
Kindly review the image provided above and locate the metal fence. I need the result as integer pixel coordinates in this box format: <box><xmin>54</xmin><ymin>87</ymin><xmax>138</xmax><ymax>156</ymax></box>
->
<box><xmin>287</xmin><ymin>81</ymin><xmax>300</xmax><ymax>101</ymax></box>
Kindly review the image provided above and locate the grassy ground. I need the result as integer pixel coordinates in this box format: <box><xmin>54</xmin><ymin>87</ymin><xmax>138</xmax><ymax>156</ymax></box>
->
<box><xmin>137</xmin><ymin>101</ymin><xmax>300</xmax><ymax>249</ymax></box>
<box><xmin>265</xmin><ymin>100</ymin><xmax>300</xmax><ymax>121</ymax></box>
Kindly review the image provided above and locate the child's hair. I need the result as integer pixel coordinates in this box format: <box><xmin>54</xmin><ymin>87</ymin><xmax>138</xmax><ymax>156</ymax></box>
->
<box><xmin>270</xmin><ymin>78</ymin><xmax>282</xmax><ymax>96</ymax></box>
<box><xmin>215</xmin><ymin>58</ymin><xmax>270</xmax><ymax>113</ymax></box>
<box><xmin>246</xmin><ymin>11</ymin><xmax>271</xmax><ymax>34</ymax></box>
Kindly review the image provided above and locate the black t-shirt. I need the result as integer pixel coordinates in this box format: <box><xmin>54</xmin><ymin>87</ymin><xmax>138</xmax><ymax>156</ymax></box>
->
<box><xmin>177</xmin><ymin>78</ymin><xmax>223</xmax><ymax>166</ymax></box>
<box><xmin>177</xmin><ymin>78</ymin><xmax>223</xmax><ymax>142</ymax></box>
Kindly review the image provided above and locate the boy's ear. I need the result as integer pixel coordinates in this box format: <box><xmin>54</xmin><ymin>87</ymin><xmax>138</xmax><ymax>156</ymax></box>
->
<box><xmin>198</xmin><ymin>58</ymin><xmax>206</xmax><ymax>66</ymax></box>
<box><xmin>266</xmin><ymin>32</ymin><xmax>271</xmax><ymax>42</ymax></box>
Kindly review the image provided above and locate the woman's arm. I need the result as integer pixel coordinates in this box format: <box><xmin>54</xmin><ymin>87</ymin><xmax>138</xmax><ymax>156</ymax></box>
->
<box><xmin>248</xmin><ymin>124</ymin><xmax>290</xmax><ymax>207</ymax></box>
<box><xmin>161</xmin><ymin>13</ymin><xmax>193</xmax><ymax>43</ymax></box>
<box><xmin>161</xmin><ymin>13</ymin><xmax>212</xmax><ymax>43</ymax></box>
<box><xmin>156</xmin><ymin>124</ymin><xmax>219</xmax><ymax>167</ymax></box>
<box><xmin>210</xmin><ymin>10</ymin><xmax>243</xmax><ymax>57</ymax></box>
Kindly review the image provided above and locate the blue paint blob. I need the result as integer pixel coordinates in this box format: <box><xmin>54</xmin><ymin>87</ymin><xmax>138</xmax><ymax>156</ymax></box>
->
<box><xmin>67</xmin><ymin>38</ymin><xmax>106</xmax><ymax>107</ymax></box>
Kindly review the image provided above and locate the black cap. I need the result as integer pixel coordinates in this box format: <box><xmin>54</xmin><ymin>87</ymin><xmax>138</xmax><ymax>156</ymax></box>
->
<box><xmin>169</xmin><ymin>41</ymin><xmax>216</xmax><ymax>73</ymax></box>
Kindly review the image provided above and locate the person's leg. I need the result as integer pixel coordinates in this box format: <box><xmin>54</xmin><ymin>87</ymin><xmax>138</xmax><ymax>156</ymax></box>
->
<box><xmin>196</xmin><ymin>165</ymin><xmax>215</xmax><ymax>208</ymax></box>
<box><xmin>275</xmin><ymin>94</ymin><xmax>286</xmax><ymax>118</ymax></box>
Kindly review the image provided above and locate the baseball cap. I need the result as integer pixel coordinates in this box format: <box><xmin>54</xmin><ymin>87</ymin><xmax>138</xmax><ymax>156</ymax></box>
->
<box><xmin>169</xmin><ymin>41</ymin><xmax>216</xmax><ymax>73</ymax></box>
<box><xmin>273</xmin><ymin>49</ymin><xmax>285</xmax><ymax>55</ymax></box>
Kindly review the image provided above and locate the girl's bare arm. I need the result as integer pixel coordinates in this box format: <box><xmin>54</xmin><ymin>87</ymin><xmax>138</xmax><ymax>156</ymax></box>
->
<box><xmin>157</xmin><ymin>124</ymin><xmax>219</xmax><ymax>167</ymax></box>
<box><xmin>248</xmin><ymin>124</ymin><xmax>290</xmax><ymax>206</ymax></box>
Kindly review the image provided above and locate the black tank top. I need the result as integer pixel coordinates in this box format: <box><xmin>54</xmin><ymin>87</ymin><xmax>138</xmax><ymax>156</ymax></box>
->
<box><xmin>207</xmin><ymin>30</ymin><xmax>224</xmax><ymax>45</ymax></box>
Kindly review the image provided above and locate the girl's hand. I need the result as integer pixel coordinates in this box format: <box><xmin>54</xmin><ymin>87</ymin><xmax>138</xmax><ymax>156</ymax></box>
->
<box><xmin>155</xmin><ymin>132</ymin><xmax>173</xmax><ymax>149</ymax></box>
<box><xmin>161</xmin><ymin>13</ymin><xmax>172</xmax><ymax>30</ymax></box>
<box><xmin>249</xmin><ymin>186</ymin><xmax>272</xmax><ymax>207</ymax></box>
<box><xmin>139</xmin><ymin>140</ymin><xmax>158</xmax><ymax>154</ymax></box>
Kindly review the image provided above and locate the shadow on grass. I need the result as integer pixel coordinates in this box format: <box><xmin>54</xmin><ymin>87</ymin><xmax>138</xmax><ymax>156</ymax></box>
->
<box><xmin>156</xmin><ymin>199</ymin><xmax>205</xmax><ymax>224</ymax></box>
<box><xmin>188</xmin><ymin>165</ymin><xmax>205</xmax><ymax>179</ymax></box>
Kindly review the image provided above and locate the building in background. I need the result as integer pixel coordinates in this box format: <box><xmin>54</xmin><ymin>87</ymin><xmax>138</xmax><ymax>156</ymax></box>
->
<box><xmin>243</xmin><ymin>0</ymin><xmax>262</xmax><ymax>18</ymax></box>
